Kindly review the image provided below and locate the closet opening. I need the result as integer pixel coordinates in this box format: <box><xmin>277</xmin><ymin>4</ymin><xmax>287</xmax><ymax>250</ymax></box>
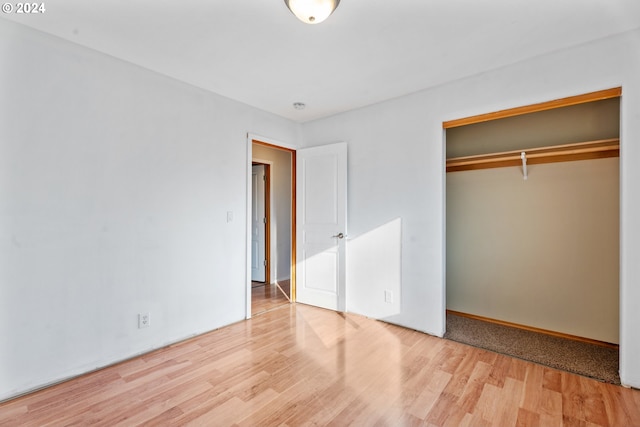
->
<box><xmin>443</xmin><ymin>88</ymin><xmax>621</xmax><ymax>383</ymax></box>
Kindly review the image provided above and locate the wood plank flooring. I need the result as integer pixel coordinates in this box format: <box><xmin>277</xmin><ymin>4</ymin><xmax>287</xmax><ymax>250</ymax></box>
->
<box><xmin>1</xmin><ymin>303</ymin><xmax>639</xmax><ymax>426</ymax></box>
<box><xmin>251</xmin><ymin>281</ymin><xmax>290</xmax><ymax>315</ymax></box>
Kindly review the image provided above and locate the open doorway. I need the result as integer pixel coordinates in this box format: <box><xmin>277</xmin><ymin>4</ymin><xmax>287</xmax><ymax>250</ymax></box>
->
<box><xmin>250</xmin><ymin>139</ymin><xmax>295</xmax><ymax>316</ymax></box>
<box><xmin>246</xmin><ymin>137</ymin><xmax>347</xmax><ymax>316</ymax></box>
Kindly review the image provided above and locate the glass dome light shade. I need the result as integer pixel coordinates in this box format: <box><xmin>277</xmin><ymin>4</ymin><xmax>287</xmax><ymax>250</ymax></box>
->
<box><xmin>284</xmin><ymin>0</ymin><xmax>341</xmax><ymax>24</ymax></box>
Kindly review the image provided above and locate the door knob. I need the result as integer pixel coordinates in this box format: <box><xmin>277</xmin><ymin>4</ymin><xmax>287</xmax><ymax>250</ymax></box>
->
<box><xmin>332</xmin><ymin>232</ymin><xmax>345</xmax><ymax>239</ymax></box>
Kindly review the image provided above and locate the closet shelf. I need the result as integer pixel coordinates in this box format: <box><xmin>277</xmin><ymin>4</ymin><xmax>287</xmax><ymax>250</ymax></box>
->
<box><xmin>446</xmin><ymin>138</ymin><xmax>619</xmax><ymax>173</ymax></box>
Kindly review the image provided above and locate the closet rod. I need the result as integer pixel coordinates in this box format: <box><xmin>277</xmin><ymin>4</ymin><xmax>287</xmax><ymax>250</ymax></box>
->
<box><xmin>446</xmin><ymin>138</ymin><xmax>619</xmax><ymax>173</ymax></box>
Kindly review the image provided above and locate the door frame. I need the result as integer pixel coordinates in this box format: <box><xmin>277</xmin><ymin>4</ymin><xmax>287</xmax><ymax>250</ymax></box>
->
<box><xmin>246</xmin><ymin>133</ymin><xmax>297</xmax><ymax>319</ymax></box>
<box><xmin>251</xmin><ymin>162</ymin><xmax>270</xmax><ymax>284</ymax></box>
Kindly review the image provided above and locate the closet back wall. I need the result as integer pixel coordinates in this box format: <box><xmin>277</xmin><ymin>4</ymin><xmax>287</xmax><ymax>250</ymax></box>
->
<box><xmin>446</xmin><ymin>99</ymin><xmax>620</xmax><ymax>344</ymax></box>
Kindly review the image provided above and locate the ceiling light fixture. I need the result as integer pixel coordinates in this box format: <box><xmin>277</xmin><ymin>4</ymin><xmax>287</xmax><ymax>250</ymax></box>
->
<box><xmin>284</xmin><ymin>0</ymin><xmax>340</xmax><ymax>24</ymax></box>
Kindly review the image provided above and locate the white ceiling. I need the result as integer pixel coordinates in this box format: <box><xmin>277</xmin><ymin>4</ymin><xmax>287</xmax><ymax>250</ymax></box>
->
<box><xmin>3</xmin><ymin>0</ymin><xmax>640</xmax><ymax>122</ymax></box>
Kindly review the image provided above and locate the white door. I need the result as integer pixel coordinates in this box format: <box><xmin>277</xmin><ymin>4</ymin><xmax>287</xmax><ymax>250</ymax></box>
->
<box><xmin>251</xmin><ymin>164</ymin><xmax>266</xmax><ymax>282</ymax></box>
<box><xmin>296</xmin><ymin>142</ymin><xmax>347</xmax><ymax>311</ymax></box>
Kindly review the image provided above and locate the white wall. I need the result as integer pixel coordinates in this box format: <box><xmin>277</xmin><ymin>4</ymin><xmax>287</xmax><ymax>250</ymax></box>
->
<box><xmin>302</xmin><ymin>28</ymin><xmax>640</xmax><ymax>388</ymax></box>
<box><xmin>0</xmin><ymin>20</ymin><xmax>299</xmax><ymax>400</ymax></box>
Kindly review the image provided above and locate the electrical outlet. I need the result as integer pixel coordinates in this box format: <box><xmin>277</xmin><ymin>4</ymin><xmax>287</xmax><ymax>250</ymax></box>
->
<box><xmin>384</xmin><ymin>290</ymin><xmax>393</xmax><ymax>304</ymax></box>
<box><xmin>138</xmin><ymin>312</ymin><xmax>150</xmax><ymax>328</ymax></box>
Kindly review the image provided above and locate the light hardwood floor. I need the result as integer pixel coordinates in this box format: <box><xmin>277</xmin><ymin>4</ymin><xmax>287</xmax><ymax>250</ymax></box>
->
<box><xmin>1</xmin><ymin>303</ymin><xmax>639</xmax><ymax>426</ymax></box>
<box><xmin>251</xmin><ymin>281</ymin><xmax>290</xmax><ymax>314</ymax></box>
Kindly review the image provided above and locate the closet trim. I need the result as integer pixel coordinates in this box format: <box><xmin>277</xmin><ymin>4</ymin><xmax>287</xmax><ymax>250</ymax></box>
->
<box><xmin>443</xmin><ymin>87</ymin><xmax>621</xmax><ymax>129</ymax></box>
